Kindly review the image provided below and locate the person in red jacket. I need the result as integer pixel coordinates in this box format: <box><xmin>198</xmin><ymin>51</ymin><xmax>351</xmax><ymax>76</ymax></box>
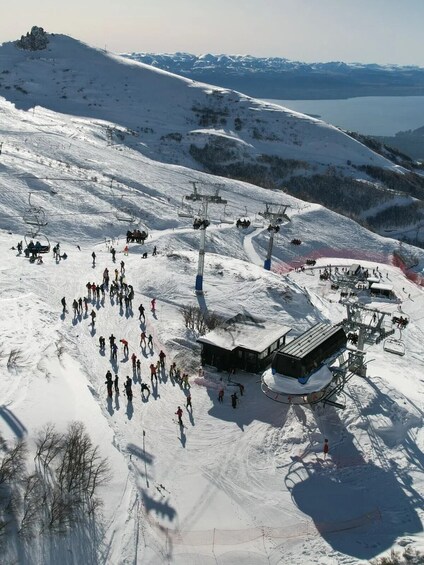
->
<box><xmin>120</xmin><ymin>339</ymin><xmax>129</xmax><ymax>357</ymax></box>
<box><xmin>323</xmin><ymin>438</ymin><xmax>329</xmax><ymax>459</ymax></box>
<box><xmin>175</xmin><ymin>406</ymin><xmax>183</xmax><ymax>426</ymax></box>
<box><xmin>151</xmin><ymin>298</ymin><xmax>156</xmax><ymax>312</ymax></box>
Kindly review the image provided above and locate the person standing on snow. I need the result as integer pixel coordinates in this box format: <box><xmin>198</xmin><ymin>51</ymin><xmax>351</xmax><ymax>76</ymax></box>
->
<box><xmin>61</xmin><ymin>297</ymin><xmax>67</xmax><ymax>314</ymax></box>
<box><xmin>147</xmin><ymin>334</ymin><xmax>153</xmax><ymax>350</ymax></box>
<box><xmin>105</xmin><ymin>372</ymin><xmax>113</xmax><ymax>397</ymax></box>
<box><xmin>151</xmin><ymin>298</ymin><xmax>156</xmax><ymax>312</ymax></box>
<box><xmin>90</xmin><ymin>309</ymin><xmax>96</xmax><ymax>327</ymax></box>
<box><xmin>175</xmin><ymin>406</ymin><xmax>183</xmax><ymax>426</ymax></box>
<box><xmin>114</xmin><ymin>374</ymin><xmax>119</xmax><ymax>393</ymax></box>
<box><xmin>186</xmin><ymin>394</ymin><xmax>192</xmax><ymax>409</ymax></box>
<box><xmin>231</xmin><ymin>392</ymin><xmax>238</xmax><ymax>409</ymax></box>
<box><xmin>138</xmin><ymin>303</ymin><xmax>145</xmax><ymax>322</ymax></box>
<box><xmin>124</xmin><ymin>376</ymin><xmax>133</xmax><ymax>400</ymax></box>
<box><xmin>323</xmin><ymin>438</ymin><xmax>329</xmax><ymax>459</ymax></box>
<box><xmin>218</xmin><ymin>388</ymin><xmax>224</xmax><ymax>403</ymax></box>
<box><xmin>120</xmin><ymin>339</ymin><xmax>129</xmax><ymax>357</ymax></box>
<box><xmin>92</xmin><ymin>251</ymin><xmax>96</xmax><ymax>267</ymax></box>
<box><xmin>159</xmin><ymin>350</ymin><xmax>166</xmax><ymax>368</ymax></box>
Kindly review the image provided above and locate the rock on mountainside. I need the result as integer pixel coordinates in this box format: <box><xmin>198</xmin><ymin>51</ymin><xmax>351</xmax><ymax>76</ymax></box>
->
<box><xmin>1</xmin><ymin>31</ymin><xmax>424</xmax><ymax>244</ymax></box>
<box><xmin>122</xmin><ymin>52</ymin><xmax>424</xmax><ymax>99</ymax></box>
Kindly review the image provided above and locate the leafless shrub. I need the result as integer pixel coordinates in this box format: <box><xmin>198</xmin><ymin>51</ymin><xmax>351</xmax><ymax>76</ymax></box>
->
<box><xmin>181</xmin><ymin>305</ymin><xmax>224</xmax><ymax>336</ymax></box>
<box><xmin>7</xmin><ymin>348</ymin><xmax>25</xmax><ymax>370</ymax></box>
<box><xmin>19</xmin><ymin>472</ymin><xmax>43</xmax><ymax>537</ymax></box>
<box><xmin>34</xmin><ymin>423</ymin><xmax>64</xmax><ymax>468</ymax></box>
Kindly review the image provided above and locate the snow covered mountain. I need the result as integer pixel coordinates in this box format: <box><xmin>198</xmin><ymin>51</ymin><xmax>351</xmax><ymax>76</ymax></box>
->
<box><xmin>2</xmin><ymin>31</ymin><xmax>424</xmax><ymax>245</ymax></box>
<box><xmin>123</xmin><ymin>52</ymin><xmax>424</xmax><ymax>99</ymax></box>
<box><xmin>1</xmin><ymin>30</ymin><xmax>424</xmax><ymax>565</ymax></box>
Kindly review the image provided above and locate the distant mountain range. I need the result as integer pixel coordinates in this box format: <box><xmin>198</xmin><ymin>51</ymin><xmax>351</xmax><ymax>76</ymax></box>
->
<box><xmin>122</xmin><ymin>52</ymin><xmax>424</xmax><ymax>99</ymax></box>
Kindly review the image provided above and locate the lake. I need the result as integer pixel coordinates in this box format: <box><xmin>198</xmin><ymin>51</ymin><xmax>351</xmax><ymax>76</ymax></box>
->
<box><xmin>266</xmin><ymin>96</ymin><xmax>424</xmax><ymax>136</ymax></box>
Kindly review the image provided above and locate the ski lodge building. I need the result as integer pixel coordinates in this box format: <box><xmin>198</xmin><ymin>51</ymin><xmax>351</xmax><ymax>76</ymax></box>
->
<box><xmin>197</xmin><ymin>315</ymin><xmax>291</xmax><ymax>373</ymax></box>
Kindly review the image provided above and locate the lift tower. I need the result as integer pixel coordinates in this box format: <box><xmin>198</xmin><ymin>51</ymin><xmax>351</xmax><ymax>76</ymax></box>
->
<box><xmin>259</xmin><ymin>203</ymin><xmax>290</xmax><ymax>271</ymax></box>
<box><xmin>184</xmin><ymin>183</ymin><xmax>227</xmax><ymax>293</ymax></box>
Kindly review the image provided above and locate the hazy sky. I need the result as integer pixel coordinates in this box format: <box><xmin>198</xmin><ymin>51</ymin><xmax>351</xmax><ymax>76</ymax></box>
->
<box><xmin>2</xmin><ymin>0</ymin><xmax>423</xmax><ymax>65</ymax></box>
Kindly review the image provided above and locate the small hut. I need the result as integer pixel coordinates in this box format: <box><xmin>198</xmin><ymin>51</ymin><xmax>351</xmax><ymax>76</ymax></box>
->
<box><xmin>197</xmin><ymin>315</ymin><xmax>291</xmax><ymax>373</ymax></box>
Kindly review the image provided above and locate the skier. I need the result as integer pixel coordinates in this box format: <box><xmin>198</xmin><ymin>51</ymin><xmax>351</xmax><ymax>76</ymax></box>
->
<box><xmin>218</xmin><ymin>388</ymin><xmax>224</xmax><ymax>403</ymax></box>
<box><xmin>111</xmin><ymin>342</ymin><xmax>118</xmax><ymax>361</ymax></box>
<box><xmin>323</xmin><ymin>438</ymin><xmax>329</xmax><ymax>459</ymax></box>
<box><xmin>159</xmin><ymin>350</ymin><xmax>166</xmax><ymax>368</ymax></box>
<box><xmin>109</xmin><ymin>334</ymin><xmax>116</xmax><ymax>348</ymax></box>
<box><xmin>147</xmin><ymin>334</ymin><xmax>153</xmax><ymax>349</ymax></box>
<box><xmin>124</xmin><ymin>376</ymin><xmax>133</xmax><ymax>401</ymax></box>
<box><xmin>120</xmin><ymin>338</ymin><xmax>129</xmax><ymax>357</ymax></box>
<box><xmin>186</xmin><ymin>394</ymin><xmax>192</xmax><ymax>409</ymax></box>
<box><xmin>175</xmin><ymin>406</ymin><xmax>183</xmax><ymax>426</ymax></box>
<box><xmin>61</xmin><ymin>296</ymin><xmax>67</xmax><ymax>314</ymax></box>
<box><xmin>99</xmin><ymin>336</ymin><xmax>106</xmax><ymax>350</ymax></box>
<box><xmin>72</xmin><ymin>299</ymin><xmax>78</xmax><ymax>316</ymax></box>
<box><xmin>131</xmin><ymin>352</ymin><xmax>137</xmax><ymax>370</ymax></box>
<box><xmin>83</xmin><ymin>297</ymin><xmax>89</xmax><ymax>314</ymax></box>
<box><xmin>151</xmin><ymin>298</ymin><xmax>156</xmax><ymax>312</ymax></box>
<box><xmin>78</xmin><ymin>297</ymin><xmax>83</xmax><ymax>314</ymax></box>
<box><xmin>136</xmin><ymin>359</ymin><xmax>141</xmax><ymax>375</ymax></box>
<box><xmin>90</xmin><ymin>310</ymin><xmax>96</xmax><ymax>327</ymax></box>
<box><xmin>114</xmin><ymin>374</ymin><xmax>119</xmax><ymax>393</ymax></box>
<box><xmin>92</xmin><ymin>251</ymin><xmax>96</xmax><ymax>266</ymax></box>
<box><xmin>231</xmin><ymin>392</ymin><xmax>238</xmax><ymax>409</ymax></box>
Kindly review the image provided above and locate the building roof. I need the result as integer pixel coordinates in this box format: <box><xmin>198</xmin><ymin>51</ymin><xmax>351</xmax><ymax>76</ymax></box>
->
<box><xmin>197</xmin><ymin>320</ymin><xmax>291</xmax><ymax>354</ymax></box>
<box><xmin>278</xmin><ymin>322</ymin><xmax>343</xmax><ymax>361</ymax></box>
<box><xmin>370</xmin><ymin>283</ymin><xmax>394</xmax><ymax>292</ymax></box>
<box><xmin>367</xmin><ymin>277</ymin><xmax>380</xmax><ymax>284</ymax></box>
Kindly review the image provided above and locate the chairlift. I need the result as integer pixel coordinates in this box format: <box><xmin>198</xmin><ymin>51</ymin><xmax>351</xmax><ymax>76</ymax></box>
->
<box><xmin>178</xmin><ymin>197</ymin><xmax>194</xmax><ymax>219</ymax></box>
<box><xmin>219</xmin><ymin>205</ymin><xmax>234</xmax><ymax>225</ymax></box>
<box><xmin>251</xmin><ymin>214</ymin><xmax>264</xmax><ymax>228</ymax></box>
<box><xmin>23</xmin><ymin>232</ymin><xmax>50</xmax><ymax>255</ymax></box>
<box><xmin>116</xmin><ymin>197</ymin><xmax>136</xmax><ymax>223</ymax></box>
<box><xmin>193</xmin><ymin>218</ymin><xmax>210</xmax><ymax>230</ymax></box>
<box><xmin>23</xmin><ymin>193</ymin><xmax>48</xmax><ymax>227</ymax></box>
<box><xmin>383</xmin><ymin>330</ymin><xmax>405</xmax><ymax>356</ymax></box>
<box><xmin>236</xmin><ymin>217</ymin><xmax>251</xmax><ymax>229</ymax></box>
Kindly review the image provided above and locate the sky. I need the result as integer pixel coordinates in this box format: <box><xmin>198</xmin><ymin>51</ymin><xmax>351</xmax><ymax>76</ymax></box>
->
<box><xmin>2</xmin><ymin>0</ymin><xmax>424</xmax><ymax>66</ymax></box>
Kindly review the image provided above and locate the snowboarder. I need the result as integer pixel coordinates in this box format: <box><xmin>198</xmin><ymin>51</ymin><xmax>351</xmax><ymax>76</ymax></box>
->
<box><xmin>114</xmin><ymin>374</ymin><xmax>119</xmax><ymax>393</ymax></box>
<box><xmin>323</xmin><ymin>438</ymin><xmax>329</xmax><ymax>459</ymax></box>
<box><xmin>218</xmin><ymin>388</ymin><xmax>224</xmax><ymax>403</ymax></box>
<box><xmin>231</xmin><ymin>392</ymin><xmax>238</xmax><ymax>409</ymax></box>
<box><xmin>175</xmin><ymin>406</ymin><xmax>183</xmax><ymax>426</ymax></box>
<box><xmin>120</xmin><ymin>339</ymin><xmax>129</xmax><ymax>357</ymax></box>
<box><xmin>92</xmin><ymin>251</ymin><xmax>96</xmax><ymax>266</ymax></box>
<box><xmin>61</xmin><ymin>296</ymin><xmax>67</xmax><ymax>314</ymax></box>
<box><xmin>90</xmin><ymin>309</ymin><xmax>96</xmax><ymax>327</ymax></box>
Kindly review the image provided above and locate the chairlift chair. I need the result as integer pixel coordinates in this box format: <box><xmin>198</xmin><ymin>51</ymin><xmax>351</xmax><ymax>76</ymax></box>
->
<box><xmin>383</xmin><ymin>329</ymin><xmax>405</xmax><ymax>356</ymax></box>
<box><xmin>178</xmin><ymin>197</ymin><xmax>194</xmax><ymax>219</ymax></box>
<box><xmin>116</xmin><ymin>196</ymin><xmax>136</xmax><ymax>223</ymax></box>
<box><xmin>24</xmin><ymin>232</ymin><xmax>50</xmax><ymax>255</ymax></box>
<box><xmin>219</xmin><ymin>205</ymin><xmax>234</xmax><ymax>225</ymax></box>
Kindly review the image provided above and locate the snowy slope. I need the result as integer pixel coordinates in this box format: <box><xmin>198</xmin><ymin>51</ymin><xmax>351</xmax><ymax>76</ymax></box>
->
<box><xmin>1</xmin><ymin>32</ymin><xmax>424</xmax><ymax>565</ymax></box>
<box><xmin>0</xmin><ymin>33</ymin><xmax>399</xmax><ymax>175</ymax></box>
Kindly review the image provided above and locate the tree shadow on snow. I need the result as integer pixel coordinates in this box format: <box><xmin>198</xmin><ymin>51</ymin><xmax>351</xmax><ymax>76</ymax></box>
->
<box><xmin>285</xmin><ymin>404</ymin><xmax>423</xmax><ymax>560</ymax></box>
